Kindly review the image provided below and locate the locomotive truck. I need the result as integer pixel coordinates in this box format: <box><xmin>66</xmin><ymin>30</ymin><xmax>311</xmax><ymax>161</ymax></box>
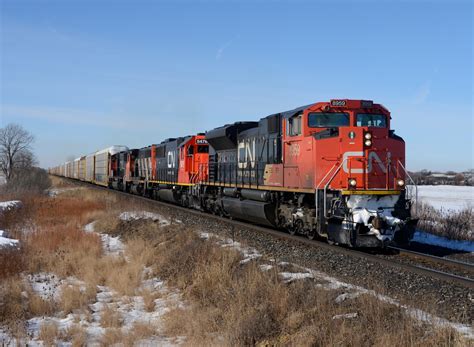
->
<box><xmin>50</xmin><ymin>99</ymin><xmax>418</xmax><ymax>248</ymax></box>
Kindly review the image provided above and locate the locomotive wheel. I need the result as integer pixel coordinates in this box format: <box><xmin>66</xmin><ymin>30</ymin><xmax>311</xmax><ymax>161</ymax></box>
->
<box><xmin>307</xmin><ymin>229</ymin><xmax>317</xmax><ymax>240</ymax></box>
<box><xmin>288</xmin><ymin>225</ymin><xmax>296</xmax><ymax>236</ymax></box>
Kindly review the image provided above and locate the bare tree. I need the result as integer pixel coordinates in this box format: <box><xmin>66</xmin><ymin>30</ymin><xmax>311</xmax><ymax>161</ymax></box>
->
<box><xmin>0</xmin><ymin>124</ymin><xmax>35</xmax><ymax>181</ymax></box>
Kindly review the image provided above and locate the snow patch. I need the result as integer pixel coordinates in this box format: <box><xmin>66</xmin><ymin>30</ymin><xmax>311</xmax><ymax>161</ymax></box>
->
<box><xmin>0</xmin><ymin>230</ymin><xmax>19</xmax><ymax>249</ymax></box>
<box><xmin>412</xmin><ymin>230</ymin><xmax>474</xmax><ymax>252</ymax></box>
<box><xmin>335</xmin><ymin>292</ymin><xmax>363</xmax><ymax>304</ymax></box>
<box><xmin>0</xmin><ymin>200</ymin><xmax>22</xmax><ymax>212</ymax></box>
<box><xmin>17</xmin><ymin>277</ymin><xmax>182</xmax><ymax>346</ymax></box>
<box><xmin>119</xmin><ymin>211</ymin><xmax>171</xmax><ymax>226</ymax></box>
<box><xmin>199</xmin><ymin>231</ymin><xmax>262</xmax><ymax>264</ymax></box>
<box><xmin>333</xmin><ymin>312</ymin><xmax>358</xmax><ymax>320</ymax></box>
<box><xmin>279</xmin><ymin>272</ymin><xmax>314</xmax><ymax>283</ymax></box>
<box><xmin>47</xmin><ymin>187</ymin><xmax>81</xmax><ymax>197</ymax></box>
<box><xmin>84</xmin><ymin>221</ymin><xmax>125</xmax><ymax>256</ymax></box>
<box><xmin>259</xmin><ymin>264</ymin><xmax>273</xmax><ymax>271</ymax></box>
<box><xmin>347</xmin><ymin>195</ymin><xmax>401</xmax><ymax>242</ymax></box>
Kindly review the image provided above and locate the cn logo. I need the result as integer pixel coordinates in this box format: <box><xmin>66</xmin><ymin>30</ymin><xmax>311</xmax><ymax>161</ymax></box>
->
<box><xmin>238</xmin><ymin>139</ymin><xmax>256</xmax><ymax>169</ymax></box>
<box><xmin>342</xmin><ymin>151</ymin><xmax>390</xmax><ymax>174</ymax></box>
<box><xmin>167</xmin><ymin>151</ymin><xmax>176</xmax><ymax>169</ymax></box>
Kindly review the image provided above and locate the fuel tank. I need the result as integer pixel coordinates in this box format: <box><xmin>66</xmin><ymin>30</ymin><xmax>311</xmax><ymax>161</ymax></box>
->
<box><xmin>221</xmin><ymin>197</ymin><xmax>276</xmax><ymax>226</ymax></box>
<box><xmin>157</xmin><ymin>189</ymin><xmax>180</xmax><ymax>204</ymax></box>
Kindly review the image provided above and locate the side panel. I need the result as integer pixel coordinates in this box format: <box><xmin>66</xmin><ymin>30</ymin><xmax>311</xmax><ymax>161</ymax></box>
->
<box><xmin>86</xmin><ymin>155</ymin><xmax>95</xmax><ymax>182</ymax></box>
<box><xmin>95</xmin><ymin>151</ymin><xmax>109</xmax><ymax>185</ymax></box>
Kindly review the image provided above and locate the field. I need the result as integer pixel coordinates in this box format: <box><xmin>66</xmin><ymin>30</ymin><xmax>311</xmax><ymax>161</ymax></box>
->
<box><xmin>412</xmin><ymin>185</ymin><xmax>473</xmax><ymax>212</ymax></box>
<box><xmin>407</xmin><ymin>185</ymin><xmax>473</xmax><ymax>244</ymax></box>
<box><xmin>0</xmin><ymin>178</ymin><xmax>472</xmax><ymax>345</ymax></box>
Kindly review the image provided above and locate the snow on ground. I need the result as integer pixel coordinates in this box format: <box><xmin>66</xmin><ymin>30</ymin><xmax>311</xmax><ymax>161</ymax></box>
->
<box><xmin>26</xmin><ymin>272</ymin><xmax>66</xmax><ymax>301</ymax></box>
<box><xmin>47</xmin><ymin>187</ymin><xmax>82</xmax><ymax>197</ymax></box>
<box><xmin>409</xmin><ymin>185</ymin><xmax>474</xmax><ymax>212</ymax></box>
<box><xmin>84</xmin><ymin>221</ymin><xmax>125</xmax><ymax>256</ymax></box>
<box><xmin>119</xmin><ymin>211</ymin><xmax>171</xmax><ymax>226</ymax></box>
<box><xmin>0</xmin><ymin>200</ymin><xmax>22</xmax><ymax>213</ymax></box>
<box><xmin>0</xmin><ymin>230</ymin><xmax>19</xmax><ymax>249</ymax></box>
<box><xmin>0</xmin><ymin>215</ymin><xmax>184</xmax><ymax>346</ymax></box>
<box><xmin>199</xmin><ymin>231</ymin><xmax>262</xmax><ymax>264</ymax></box>
<box><xmin>412</xmin><ymin>231</ymin><xmax>474</xmax><ymax>252</ymax></box>
<box><xmin>2</xmin><ymin>272</ymin><xmax>183</xmax><ymax>347</ymax></box>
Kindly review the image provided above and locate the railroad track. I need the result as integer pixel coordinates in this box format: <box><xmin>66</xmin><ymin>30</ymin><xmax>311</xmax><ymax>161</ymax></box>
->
<box><xmin>67</xmin><ymin>178</ymin><xmax>474</xmax><ymax>289</ymax></box>
<box><xmin>387</xmin><ymin>245</ymin><xmax>473</xmax><ymax>271</ymax></box>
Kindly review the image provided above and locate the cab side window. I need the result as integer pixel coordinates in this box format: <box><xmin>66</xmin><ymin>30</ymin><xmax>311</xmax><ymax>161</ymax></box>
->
<box><xmin>287</xmin><ymin>114</ymin><xmax>302</xmax><ymax>136</ymax></box>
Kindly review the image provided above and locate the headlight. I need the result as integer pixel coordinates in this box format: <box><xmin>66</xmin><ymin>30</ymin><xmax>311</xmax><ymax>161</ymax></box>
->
<box><xmin>349</xmin><ymin>178</ymin><xmax>357</xmax><ymax>187</ymax></box>
<box><xmin>364</xmin><ymin>139</ymin><xmax>372</xmax><ymax>146</ymax></box>
<box><xmin>364</xmin><ymin>132</ymin><xmax>372</xmax><ymax>140</ymax></box>
<box><xmin>397</xmin><ymin>179</ymin><xmax>405</xmax><ymax>187</ymax></box>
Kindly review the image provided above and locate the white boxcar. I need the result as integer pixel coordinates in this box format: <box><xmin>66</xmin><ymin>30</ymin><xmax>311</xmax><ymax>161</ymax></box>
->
<box><xmin>94</xmin><ymin>146</ymin><xmax>128</xmax><ymax>186</ymax></box>
<box><xmin>73</xmin><ymin>158</ymin><xmax>80</xmax><ymax>179</ymax></box>
<box><xmin>78</xmin><ymin>156</ymin><xmax>86</xmax><ymax>181</ymax></box>
<box><xmin>85</xmin><ymin>154</ymin><xmax>95</xmax><ymax>183</ymax></box>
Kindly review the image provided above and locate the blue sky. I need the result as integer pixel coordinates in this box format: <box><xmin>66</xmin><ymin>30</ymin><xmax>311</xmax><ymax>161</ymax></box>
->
<box><xmin>0</xmin><ymin>0</ymin><xmax>472</xmax><ymax>171</ymax></box>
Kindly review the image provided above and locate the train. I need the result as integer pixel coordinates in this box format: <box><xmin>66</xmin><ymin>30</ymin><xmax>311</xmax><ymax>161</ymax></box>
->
<box><xmin>50</xmin><ymin>99</ymin><xmax>418</xmax><ymax>248</ymax></box>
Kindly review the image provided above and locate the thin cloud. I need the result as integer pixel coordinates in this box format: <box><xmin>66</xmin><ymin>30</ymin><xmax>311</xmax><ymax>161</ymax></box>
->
<box><xmin>216</xmin><ymin>35</ymin><xmax>239</xmax><ymax>60</ymax></box>
<box><xmin>412</xmin><ymin>80</ymin><xmax>431</xmax><ymax>105</ymax></box>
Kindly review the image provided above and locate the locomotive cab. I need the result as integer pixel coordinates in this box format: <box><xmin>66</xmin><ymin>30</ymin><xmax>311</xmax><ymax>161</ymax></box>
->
<box><xmin>288</xmin><ymin>99</ymin><xmax>416</xmax><ymax>247</ymax></box>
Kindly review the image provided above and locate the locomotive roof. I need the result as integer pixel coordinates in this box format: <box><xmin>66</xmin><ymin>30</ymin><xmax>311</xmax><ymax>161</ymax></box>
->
<box><xmin>274</xmin><ymin>100</ymin><xmax>388</xmax><ymax>119</ymax></box>
<box><xmin>272</xmin><ymin>104</ymin><xmax>314</xmax><ymax>119</ymax></box>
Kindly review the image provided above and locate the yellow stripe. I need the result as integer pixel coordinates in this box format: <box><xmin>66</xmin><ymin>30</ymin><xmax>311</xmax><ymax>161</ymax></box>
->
<box><xmin>341</xmin><ymin>190</ymin><xmax>401</xmax><ymax>195</ymax></box>
<box><xmin>148</xmin><ymin>180</ymin><xmax>194</xmax><ymax>187</ymax></box>
<box><xmin>205</xmin><ymin>182</ymin><xmax>314</xmax><ymax>194</ymax></box>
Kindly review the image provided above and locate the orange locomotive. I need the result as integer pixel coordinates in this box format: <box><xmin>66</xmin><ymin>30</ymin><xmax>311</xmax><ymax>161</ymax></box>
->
<box><xmin>51</xmin><ymin>99</ymin><xmax>417</xmax><ymax>248</ymax></box>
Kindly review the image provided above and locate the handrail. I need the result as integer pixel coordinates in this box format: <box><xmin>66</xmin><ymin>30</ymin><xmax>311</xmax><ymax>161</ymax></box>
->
<box><xmin>323</xmin><ymin>159</ymin><xmax>347</xmax><ymax>217</ymax></box>
<box><xmin>397</xmin><ymin>160</ymin><xmax>418</xmax><ymax>214</ymax></box>
<box><xmin>315</xmin><ymin>163</ymin><xmax>337</xmax><ymax>220</ymax></box>
<box><xmin>316</xmin><ymin>163</ymin><xmax>338</xmax><ymax>190</ymax></box>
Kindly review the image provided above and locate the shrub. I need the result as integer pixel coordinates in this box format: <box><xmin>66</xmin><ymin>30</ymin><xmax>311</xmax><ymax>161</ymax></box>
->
<box><xmin>415</xmin><ymin>203</ymin><xmax>473</xmax><ymax>241</ymax></box>
<box><xmin>2</xmin><ymin>167</ymin><xmax>51</xmax><ymax>196</ymax></box>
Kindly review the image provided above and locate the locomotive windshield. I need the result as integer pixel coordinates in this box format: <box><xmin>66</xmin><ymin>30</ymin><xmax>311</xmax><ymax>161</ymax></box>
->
<box><xmin>308</xmin><ymin>112</ymin><xmax>350</xmax><ymax>128</ymax></box>
<box><xmin>356</xmin><ymin>114</ymin><xmax>387</xmax><ymax>127</ymax></box>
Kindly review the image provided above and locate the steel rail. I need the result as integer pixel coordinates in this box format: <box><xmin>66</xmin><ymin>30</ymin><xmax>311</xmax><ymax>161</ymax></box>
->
<box><xmin>63</xmin><ymin>177</ymin><xmax>474</xmax><ymax>289</ymax></box>
<box><xmin>387</xmin><ymin>245</ymin><xmax>474</xmax><ymax>272</ymax></box>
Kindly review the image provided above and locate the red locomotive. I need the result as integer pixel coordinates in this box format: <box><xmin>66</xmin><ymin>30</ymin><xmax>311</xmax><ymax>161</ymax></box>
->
<box><xmin>51</xmin><ymin>99</ymin><xmax>417</xmax><ymax>248</ymax></box>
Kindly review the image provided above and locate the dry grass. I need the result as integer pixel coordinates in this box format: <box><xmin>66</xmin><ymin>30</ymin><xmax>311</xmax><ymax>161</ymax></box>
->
<box><xmin>140</xmin><ymin>288</ymin><xmax>161</xmax><ymax>312</ymax></box>
<box><xmin>100</xmin><ymin>255</ymin><xmax>143</xmax><ymax>296</ymax></box>
<box><xmin>100</xmin><ymin>304</ymin><xmax>123</xmax><ymax>328</ymax></box>
<box><xmin>0</xmin><ymin>248</ymin><xmax>25</xmax><ymax>279</ymax></box>
<box><xmin>59</xmin><ymin>284</ymin><xmax>96</xmax><ymax>314</ymax></box>
<box><xmin>26</xmin><ymin>226</ymin><xmax>102</xmax><ymax>279</ymax></box>
<box><xmin>100</xmin><ymin>328</ymin><xmax>124</xmax><ymax>345</ymax></box>
<box><xmin>49</xmin><ymin>175</ymin><xmax>75</xmax><ymax>188</ymax></box>
<box><xmin>0</xmin><ymin>277</ymin><xmax>27</xmax><ymax>337</ymax></box>
<box><xmin>127</xmin><ymin>321</ymin><xmax>157</xmax><ymax>342</ymax></box>
<box><xmin>62</xmin><ymin>325</ymin><xmax>87</xmax><ymax>347</ymax></box>
<box><xmin>38</xmin><ymin>321</ymin><xmax>59</xmax><ymax>347</ymax></box>
<box><xmin>27</xmin><ymin>292</ymin><xmax>56</xmax><ymax>317</ymax></box>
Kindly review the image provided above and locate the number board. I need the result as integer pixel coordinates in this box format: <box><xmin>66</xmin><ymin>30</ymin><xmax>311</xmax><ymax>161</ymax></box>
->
<box><xmin>330</xmin><ymin>100</ymin><xmax>346</xmax><ymax>107</ymax></box>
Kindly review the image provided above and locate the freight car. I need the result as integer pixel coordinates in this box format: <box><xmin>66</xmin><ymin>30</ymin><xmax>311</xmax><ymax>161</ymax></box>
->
<box><xmin>50</xmin><ymin>99</ymin><xmax>417</xmax><ymax>248</ymax></box>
